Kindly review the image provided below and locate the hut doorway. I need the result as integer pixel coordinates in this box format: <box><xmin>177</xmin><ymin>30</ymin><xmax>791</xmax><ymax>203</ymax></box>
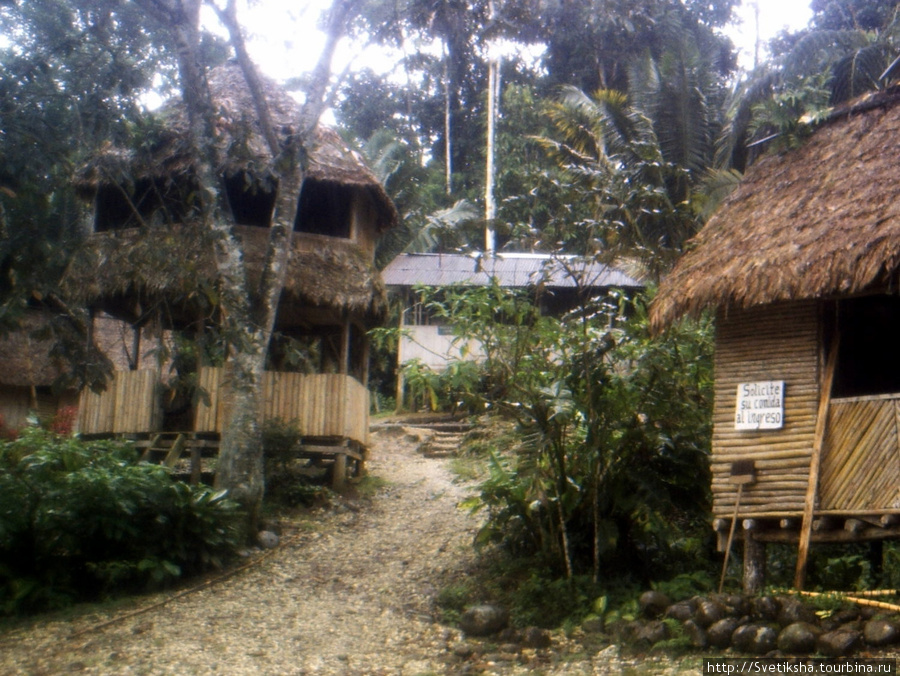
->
<box><xmin>820</xmin><ymin>294</ymin><xmax>900</xmax><ymax>512</ymax></box>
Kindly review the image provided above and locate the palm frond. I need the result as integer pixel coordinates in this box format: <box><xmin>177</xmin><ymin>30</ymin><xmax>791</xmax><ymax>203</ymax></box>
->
<box><xmin>830</xmin><ymin>43</ymin><xmax>892</xmax><ymax>103</ymax></box>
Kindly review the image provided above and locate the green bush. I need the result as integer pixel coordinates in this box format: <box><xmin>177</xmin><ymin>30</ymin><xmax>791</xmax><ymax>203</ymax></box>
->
<box><xmin>261</xmin><ymin>418</ymin><xmax>329</xmax><ymax>507</ymax></box>
<box><xmin>435</xmin><ymin>283</ymin><xmax>715</xmax><ymax>583</ymax></box>
<box><xmin>0</xmin><ymin>427</ymin><xmax>242</xmax><ymax>615</ymax></box>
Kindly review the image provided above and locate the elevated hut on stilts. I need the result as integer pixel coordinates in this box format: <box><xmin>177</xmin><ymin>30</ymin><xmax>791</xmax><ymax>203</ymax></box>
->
<box><xmin>651</xmin><ymin>87</ymin><xmax>900</xmax><ymax>592</ymax></box>
<box><xmin>63</xmin><ymin>62</ymin><xmax>398</xmax><ymax>487</ymax></box>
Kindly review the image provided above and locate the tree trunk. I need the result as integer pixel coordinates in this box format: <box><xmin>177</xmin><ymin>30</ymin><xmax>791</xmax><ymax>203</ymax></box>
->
<box><xmin>139</xmin><ymin>0</ymin><xmax>358</xmax><ymax>541</ymax></box>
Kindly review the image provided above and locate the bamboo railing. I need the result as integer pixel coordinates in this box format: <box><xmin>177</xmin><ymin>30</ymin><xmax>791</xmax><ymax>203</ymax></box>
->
<box><xmin>77</xmin><ymin>367</ymin><xmax>370</xmax><ymax>448</ymax></box>
<box><xmin>819</xmin><ymin>395</ymin><xmax>900</xmax><ymax>511</ymax></box>
<box><xmin>194</xmin><ymin>367</ymin><xmax>370</xmax><ymax>446</ymax></box>
<box><xmin>77</xmin><ymin>370</ymin><xmax>162</xmax><ymax>434</ymax></box>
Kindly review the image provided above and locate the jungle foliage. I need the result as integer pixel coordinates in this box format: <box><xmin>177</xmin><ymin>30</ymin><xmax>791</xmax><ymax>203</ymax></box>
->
<box><xmin>0</xmin><ymin>427</ymin><xmax>242</xmax><ymax>615</ymax></box>
<box><xmin>409</xmin><ymin>281</ymin><xmax>714</xmax><ymax>585</ymax></box>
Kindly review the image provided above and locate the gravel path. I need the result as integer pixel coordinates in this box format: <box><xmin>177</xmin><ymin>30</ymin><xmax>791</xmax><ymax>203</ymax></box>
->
<box><xmin>0</xmin><ymin>426</ymin><xmax>684</xmax><ymax>675</ymax></box>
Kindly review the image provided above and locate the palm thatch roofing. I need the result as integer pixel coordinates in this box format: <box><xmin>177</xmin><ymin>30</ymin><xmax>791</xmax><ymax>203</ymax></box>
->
<box><xmin>62</xmin><ymin>225</ymin><xmax>387</xmax><ymax>323</ymax></box>
<box><xmin>75</xmin><ymin>60</ymin><xmax>398</xmax><ymax>231</ymax></box>
<box><xmin>67</xmin><ymin>61</ymin><xmax>396</xmax><ymax>323</ymax></box>
<box><xmin>651</xmin><ymin>86</ymin><xmax>900</xmax><ymax>331</ymax></box>
<box><xmin>0</xmin><ymin>311</ymin><xmax>69</xmax><ymax>388</ymax></box>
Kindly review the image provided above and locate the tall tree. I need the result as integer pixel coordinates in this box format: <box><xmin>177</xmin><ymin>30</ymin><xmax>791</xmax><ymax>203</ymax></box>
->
<box><xmin>0</xmin><ymin>0</ymin><xmax>170</xmax><ymax>306</ymax></box>
<box><xmin>126</xmin><ymin>0</ymin><xmax>359</xmax><ymax>537</ymax></box>
<box><xmin>722</xmin><ymin>2</ymin><xmax>900</xmax><ymax>171</ymax></box>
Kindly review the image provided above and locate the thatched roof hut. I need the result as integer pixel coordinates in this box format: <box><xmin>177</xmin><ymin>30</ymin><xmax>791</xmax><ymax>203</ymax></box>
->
<box><xmin>0</xmin><ymin>311</ymin><xmax>83</xmax><ymax>430</ymax></box>
<box><xmin>650</xmin><ymin>87</ymin><xmax>900</xmax><ymax>593</ymax></box>
<box><xmin>66</xmin><ymin>61</ymin><xmax>397</xmax><ymax>326</ymax></box>
<box><xmin>651</xmin><ymin>87</ymin><xmax>900</xmax><ymax>331</ymax></box>
<box><xmin>74</xmin><ymin>62</ymin><xmax>397</xmax><ymax>231</ymax></box>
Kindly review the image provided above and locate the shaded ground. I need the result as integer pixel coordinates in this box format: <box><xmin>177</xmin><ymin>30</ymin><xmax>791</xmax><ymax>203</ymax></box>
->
<box><xmin>0</xmin><ymin>425</ymin><xmax>687</xmax><ymax>675</ymax></box>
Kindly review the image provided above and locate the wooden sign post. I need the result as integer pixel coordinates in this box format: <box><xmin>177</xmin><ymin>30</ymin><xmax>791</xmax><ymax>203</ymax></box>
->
<box><xmin>719</xmin><ymin>460</ymin><xmax>757</xmax><ymax>593</ymax></box>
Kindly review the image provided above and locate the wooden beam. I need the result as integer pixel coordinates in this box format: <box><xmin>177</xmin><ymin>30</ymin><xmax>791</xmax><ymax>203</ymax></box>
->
<box><xmin>845</xmin><ymin>518</ymin><xmax>866</xmax><ymax>534</ymax></box>
<box><xmin>756</xmin><ymin>525</ymin><xmax>900</xmax><ymax>544</ymax></box>
<box><xmin>813</xmin><ymin>516</ymin><xmax>838</xmax><ymax>531</ymax></box>
<box><xmin>163</xmin><ymin>433</ymin><xmax>186</xmax><ymax>468</ymax></box>
<box><xmin>795</xmin><ymin>333</ymin><xmax>839</xmax><ymax>590</ymax></box>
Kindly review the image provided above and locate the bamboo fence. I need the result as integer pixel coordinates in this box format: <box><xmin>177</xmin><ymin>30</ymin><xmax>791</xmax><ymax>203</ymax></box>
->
<box><xmin>77</xmin><ymin>369</ymin><xmax>161</xmax><ymax>434</ymax></box>
<box><xmin>819</xmin><ymin>397</ymin><xmax>900</xmax><ymax>511</ymax></box>
<box><xmin>78</xmin><ymin>367</ymin><xmax>371</xmax><ymax>448</ymax></box>
<box><xmin>194</xmin><ymin>366</ymin><xmax>370</xmax><ymax>446</ymax></box>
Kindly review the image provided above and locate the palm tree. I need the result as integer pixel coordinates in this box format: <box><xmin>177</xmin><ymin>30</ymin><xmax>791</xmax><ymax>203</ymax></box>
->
<box><xmin>362</xmin><ymin>130</ymin><xmax>478</xmax><ymax>267</ymax></box>
<box><xmin>721</xmin><ymin>10</ymin><xmax>900</xmax><ymax>170</ymax></box>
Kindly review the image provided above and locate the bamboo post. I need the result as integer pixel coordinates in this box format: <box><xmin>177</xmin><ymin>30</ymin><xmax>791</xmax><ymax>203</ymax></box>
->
<box><xmin>795</xmin><ymin>335</ymin><xmax>840</xmax><ymax>589</ymax></box>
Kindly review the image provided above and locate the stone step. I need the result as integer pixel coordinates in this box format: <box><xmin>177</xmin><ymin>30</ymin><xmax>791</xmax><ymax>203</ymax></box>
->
<box><xmin>419</xmin><ymin>431</ymin><xmax>466</xmax><ymax>458</ymax></box>
<box><xmin>371</xmin><ymin>421</ymin><xmax>473</xmax><ymax>435</ymax></box>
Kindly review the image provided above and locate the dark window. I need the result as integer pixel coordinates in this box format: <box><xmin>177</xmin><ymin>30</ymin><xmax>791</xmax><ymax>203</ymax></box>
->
<box><xmin>833</xmin><ymin>295</ymin><xmax>900</xmax><ymax>398</ymax></box>
<box><xmin>94</xmin><ymin>177</ymin><xmax>195</xmax><ymax>231</ymax></box>
<box><xmin>294</xmin><ymin>178</ymin><xmax>352</xmax><ymax>238</ymax></box>
<box><xmin>224</xmin><ymin>171</ymin><xmax>277</xmax><ymax>228</ymax></box>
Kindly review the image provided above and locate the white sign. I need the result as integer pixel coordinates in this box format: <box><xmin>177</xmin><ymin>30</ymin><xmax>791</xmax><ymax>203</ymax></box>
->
<box><xmin>735</xmin><ymin>381</ymin><xmax>784</xmax><ymax>430</ymax></box>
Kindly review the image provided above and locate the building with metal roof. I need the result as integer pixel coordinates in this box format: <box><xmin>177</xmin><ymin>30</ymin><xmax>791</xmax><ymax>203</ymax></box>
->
<box><xmin>382</xmin><ymin>253</ymin><xmax>643</xmax><ymax>403</ymax></box>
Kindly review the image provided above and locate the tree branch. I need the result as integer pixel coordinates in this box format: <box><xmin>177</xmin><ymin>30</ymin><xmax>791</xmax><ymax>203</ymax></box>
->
<box><xmin>207</xmin><ymin>0</ymin><xmax>281</xmax><ymax>157</ymax></box>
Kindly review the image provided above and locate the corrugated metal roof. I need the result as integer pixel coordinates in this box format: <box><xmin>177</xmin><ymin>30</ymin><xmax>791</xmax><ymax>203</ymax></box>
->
<box><xmin>382</xmin><ymin>253</ymin><xmax>642</xmax><ymax>289</ymax></box>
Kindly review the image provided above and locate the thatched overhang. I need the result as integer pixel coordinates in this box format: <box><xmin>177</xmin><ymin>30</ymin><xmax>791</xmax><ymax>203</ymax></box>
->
<box><xmin>61</xmin><ymin>226</ymin><xmax>387</xmax><ymax>325</ymax></box>
<box><xmin>0</xmin><ymin>312</ymin><xmax>69</xmax><ymax>388</ymax></box>
<box><xmin>651</xmin><ymin>87</ymin><xmax>900</xmax><ymax>332</ymax></box>
<box><xmin>74</xmin><ymin>61</ymin><xmax>399</xmax><ymax>232</ymax></box>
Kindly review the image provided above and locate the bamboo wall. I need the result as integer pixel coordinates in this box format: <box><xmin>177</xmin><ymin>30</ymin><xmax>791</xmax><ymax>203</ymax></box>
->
<box><xmin>77</xmin><ymin>369</ymin><xmax>161</xmax><ymax>434</ymax></box>
<box><xmin>711</xmin><ymin>302</ymin><xmax>820</xmax><ymax>518</ymax></box>
<box><xmin>194</xmin><ymin>366</ymin><xmax>370</xmax><ymax>446</ymax></box>
<box><xmin>819</xmin><ymin>395</ymin><xmax>900</xmax><ymax>511</ymax></box>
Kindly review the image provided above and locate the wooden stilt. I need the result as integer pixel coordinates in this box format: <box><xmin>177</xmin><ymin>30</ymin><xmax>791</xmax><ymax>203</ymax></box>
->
<box><xmin>719</xmin><ymin>483</ymin><xmax>743</xmax><ymax>593</ymax></box>
<box><xmin>743</xmin><ymin>532</ymin><xmax>766</xmax><ymax>595</ymax></box>
<box><xmin>332</xmin><ymin>450</ymin><xmax>347</xmax><ymax>491</ymax></box>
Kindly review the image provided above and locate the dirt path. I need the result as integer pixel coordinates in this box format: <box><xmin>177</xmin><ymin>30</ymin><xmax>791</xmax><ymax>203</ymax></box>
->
<box><xmin>0</xmin><ymin>426</ymin><xmax>487</xmax><ymax>675</ymax></box>
<box><xmin>0</xmin><ymin>427</ymin><xmax>691</xmax><ymax>676</ymax></box>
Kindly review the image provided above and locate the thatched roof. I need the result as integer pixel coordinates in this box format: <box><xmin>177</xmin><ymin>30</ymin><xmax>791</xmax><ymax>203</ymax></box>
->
<box><xmin>61</xmin><ymin>226</ymin><xmax>387</xmax><ymax>323</ymax></box>
<box><xmin>75</xmin><ymin>61</ymin><xmax>398</xmax><ymax>232</ymax></box>
<box><xmin>651</xmin><ymin>87</ymin><xmax>900</xmax><ymax>331</ymax></box>
<box><xmin>0</xmin><ymin>312</ymin><xmax>68</xmax><ymax>388</ymax></box>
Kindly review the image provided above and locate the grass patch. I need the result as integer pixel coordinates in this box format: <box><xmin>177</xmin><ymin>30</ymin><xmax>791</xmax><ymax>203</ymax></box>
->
<box><xmin>353</xmin><ymin>473</ymin><xmax>390</xmax><ymax>498</ymax></box>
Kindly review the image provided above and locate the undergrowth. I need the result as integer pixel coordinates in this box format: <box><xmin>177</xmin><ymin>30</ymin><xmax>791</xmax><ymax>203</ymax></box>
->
<box><xmin>0</xmin><ymin>427</ymin><xmax>243</xmax><ymax>616</ymax></box>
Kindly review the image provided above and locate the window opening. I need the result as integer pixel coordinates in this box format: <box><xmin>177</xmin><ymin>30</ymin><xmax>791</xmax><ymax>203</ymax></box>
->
<box><xmin>223</xmin><ymin>171</ymin><xmax>277</xmax><ymax>228</ymax></box>
<box><xmin>94</xmin><ymin>177</ymin><xmax>195</xmax><ymax>231</ymax></box>
<box><xmin>832</xmin><ymin>295</ymin><xmax>900</xmax><ymax>398</ymax></box>
<box><xmin>294</xmin><ymin>178</ymin><xmax>352</xmax><ymax>238</ymax></box>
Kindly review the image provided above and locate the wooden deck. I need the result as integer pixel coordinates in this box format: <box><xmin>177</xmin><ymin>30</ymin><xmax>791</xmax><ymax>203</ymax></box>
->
<box><xmin>76</xmin><ymin>368</ymin><xmax>371</xmax><ymax>488</ymax></box>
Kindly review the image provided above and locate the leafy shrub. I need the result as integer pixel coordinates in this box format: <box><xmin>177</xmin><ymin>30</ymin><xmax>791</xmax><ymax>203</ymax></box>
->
<box><xmin>0</xmin><ymin>427</ymin><xmax>242</xmax><ymax>615</ymax></box>
<box><xmin>261</xmin><ymin>418</ymin><xmax>329</xmax><ymax>507</ymax></box>
<box><xmin>436</xmin><ymin>283</ymin><xmax>715</xmax><ymax>583</ymax></box>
